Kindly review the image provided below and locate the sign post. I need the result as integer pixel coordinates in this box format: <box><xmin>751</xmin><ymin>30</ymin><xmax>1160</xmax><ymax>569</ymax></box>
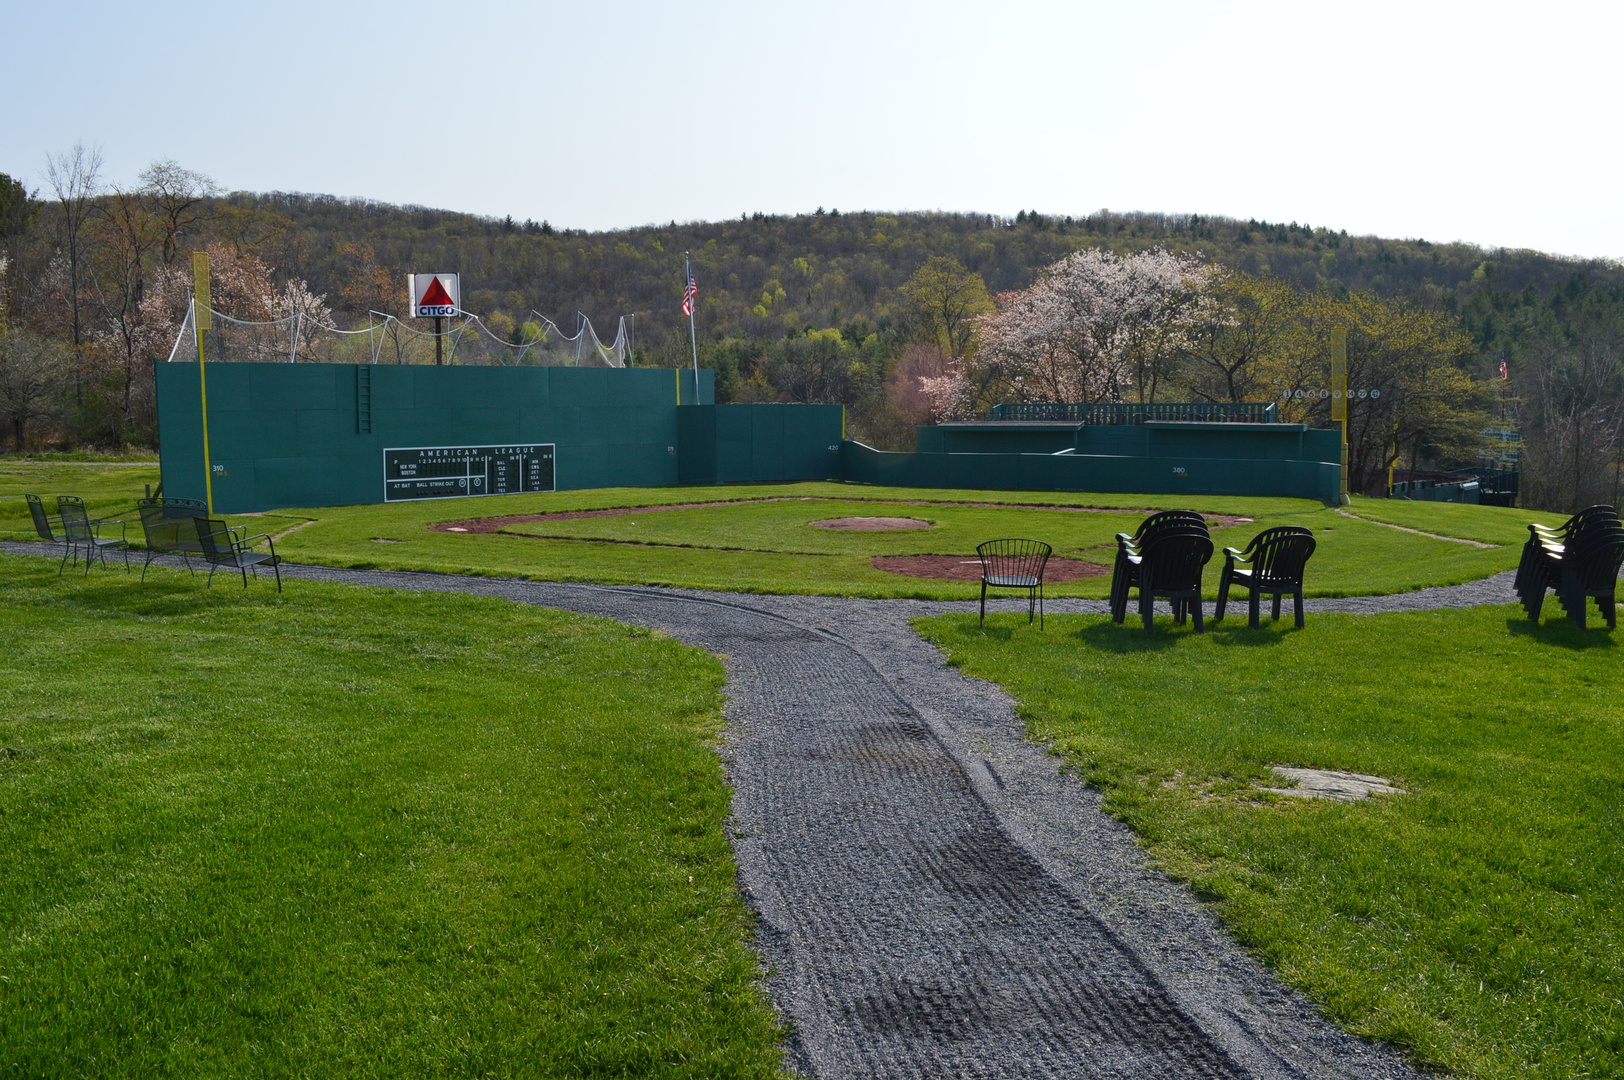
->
<box><xmin>1330</xmin><ymin>327</ymin><xmax>1349</xmax><ymax>504</ymax></box>
<box><xmin>193</xmin><ymin>252</ymin><xmax>215</xmax><ymax>515</ymax></box>
<box><xmin>409</xmin><ymin>273</ymin><xmax>461</xmax><ymax>365</ymax></box>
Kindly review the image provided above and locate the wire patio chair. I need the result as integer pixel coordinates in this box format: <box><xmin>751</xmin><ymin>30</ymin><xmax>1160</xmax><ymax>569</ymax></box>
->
<box><xmin>976</xmin><ymin>538</ymin><xmax>1052</xmax><ymax>627</ymax></box>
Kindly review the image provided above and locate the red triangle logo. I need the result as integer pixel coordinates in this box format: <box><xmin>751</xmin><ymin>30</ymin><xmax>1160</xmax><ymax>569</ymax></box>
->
<box><xmin>419</xmin><ymin>276</ymin><xmax>455</xmax><ymax>308</ymax></box>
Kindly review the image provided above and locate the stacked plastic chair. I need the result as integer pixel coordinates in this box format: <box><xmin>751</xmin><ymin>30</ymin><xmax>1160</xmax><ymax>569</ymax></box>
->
<box><xmin>1515</xmin><ymin>505</ymin><xmax>1624</xmax><ymax>628</ymax></box>
<box><xmin>1110</xmin><ymin>511</ymin><xmax>1213</xmax><ymax>631</ymax></box>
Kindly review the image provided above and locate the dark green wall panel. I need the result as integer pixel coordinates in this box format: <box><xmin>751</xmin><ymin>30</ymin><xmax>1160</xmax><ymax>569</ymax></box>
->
<box><xmin>842</xmin><ymin>442</ymin><xmax>1341</xmax><ymax>504</ymax></box>
<box><xmin>158</xmin><ymin>363</ymin><xmax>715</xmax><ymax>513</ymax></box>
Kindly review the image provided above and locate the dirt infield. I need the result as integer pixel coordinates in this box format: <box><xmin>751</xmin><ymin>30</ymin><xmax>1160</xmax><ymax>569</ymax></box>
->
<box><xmin>871</xmin><ymin>554</ymin><xmax>1110</xmax><ymax>581</ymax></box>
<box><xmin>810</xmin><ymin>516</ymin><xmax>932</xmax><ymax>530</ymax></box>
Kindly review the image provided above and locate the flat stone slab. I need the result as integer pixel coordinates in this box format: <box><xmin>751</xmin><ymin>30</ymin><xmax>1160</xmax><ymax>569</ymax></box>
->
<box><xmin>1261</xmin><ymin>767</ymin><xmax>1406</xmax><ymax>802</ymax></box>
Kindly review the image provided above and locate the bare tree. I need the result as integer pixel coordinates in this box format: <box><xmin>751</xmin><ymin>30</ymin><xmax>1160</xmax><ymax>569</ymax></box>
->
<box><xmin>0</xmin><ymin>328</ymin><xmax>70</xmax><ymax>449</ymax></box>
<box><xmin>1518</xmin><ymin>312</ymin><xmax>1624</xmax><ymax>511</ymax></box>
<box><xmin>139</xmin><ymin>159</ymin><xmax>217</xmax><ymax>268</ymax></box>
<box><xmin>42</xmin><ymin>142</ymin><xmax>103</xmax><ymax>347</ymax></box>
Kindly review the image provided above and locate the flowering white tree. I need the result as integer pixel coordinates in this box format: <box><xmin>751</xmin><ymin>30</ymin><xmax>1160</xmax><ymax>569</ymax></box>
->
<box><xmin>925</xmin><ymin>247</ymin><xmax>1214</xmax><ymax>417</ymax></box>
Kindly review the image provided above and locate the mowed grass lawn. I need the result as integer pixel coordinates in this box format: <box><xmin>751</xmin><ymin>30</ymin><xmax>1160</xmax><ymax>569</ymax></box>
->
<box><xmin>259</xmin><ymin>483</ymin><xmax>1547</xmax><ymax>599</ymax></box>
<box><xmin>918</xmin><ymin>608</ymin><xmax>1624</xmax><ymax>1080</ymax></box>
<box><xmin>0</xmin><ymin>459</ymin><xmax>162</xmax><ymax>540</ymax></box>
<box><xmin>0</xmin><ymin>557</ymin><xmax>785</xmax><ymax>1079</ymax></box>
<box><xmin>1</xmin><ymin>457</ymin><xmax>1555</xmax><ymax>598</ymax></box>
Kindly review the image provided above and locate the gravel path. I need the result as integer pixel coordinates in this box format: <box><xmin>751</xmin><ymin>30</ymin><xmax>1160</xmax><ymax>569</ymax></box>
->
<box><xmin>1</xmin><ymin>541</ymin><xmax>1495</xmax><ymax>1078</ymax></box>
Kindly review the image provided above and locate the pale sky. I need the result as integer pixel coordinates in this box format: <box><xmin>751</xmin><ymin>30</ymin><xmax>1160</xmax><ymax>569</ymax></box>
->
<box><xmin>6</xmin><ymin>0</ymin><xmax>1622</xmax><ymax>261</ymax></box>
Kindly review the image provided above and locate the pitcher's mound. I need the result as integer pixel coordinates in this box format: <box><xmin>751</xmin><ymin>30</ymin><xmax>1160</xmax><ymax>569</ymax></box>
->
<box><xmin>812</xmin><ymin>517</ymin><xmax>932</xmax><ymax>530</ymax></box>
<box><xmin>872</xmin><ymin>555</ymin><xmax>1109</xmax><ymax>581</ymax></box>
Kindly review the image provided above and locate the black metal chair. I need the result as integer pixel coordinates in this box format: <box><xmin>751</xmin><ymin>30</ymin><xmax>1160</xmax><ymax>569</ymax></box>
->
<box><xmin>194</xmin><ymin>517</ymin><xmax>283</xmax><ymax>592</ymax></box>
<box><xmin>1516</xmin><ymin>506</ymin><xmax>1621</xmax><ymax>620</ymax></box>
<box><xmin>1550</xmin><ymin>525</ymin><xmax>1624</xmax><ymax>629</ymax></box>
<box><xmin>1214</xmin><ymin>526</ymin><xmax>1317</xmax><ymax>629</ymax></box>
<box><xmin>976</xmin><ymin>538</ymin><xmax>1052</xmax><ymax>626</ymax></box>
<box><xmin>1110</xmin><ymin>511</ymin><xmax>1209</xmax><ymax>623</ymax></box>
<box><xmin>25</xmin><ymin>494</ymin><xmax>65</xmax><ymax>545</ymax></box>
<box><xmin>1121</xmin><ymin>529</ymin><xmax>1213</xmax><ymax>632</ymax></box>
<box><xmin>135</xmin><ymin>497</ymin><xmax>210</xmax><ymax>580</ymax></box>
<box><xmin>56</xmin><ymin>496</ymin><xmax>130</xmax><ymax>575</ymax></box>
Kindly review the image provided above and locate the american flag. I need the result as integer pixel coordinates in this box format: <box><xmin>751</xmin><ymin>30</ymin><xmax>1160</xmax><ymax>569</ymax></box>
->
<box><xmin>682</xmin><ymin>273</ymin><xmax>698</xmax><ymax>317</ymax></box>
<box><xmin>1499</xmin><ymin>357</ymin><xmax>1509</xmax><ymax>380</ymax></box>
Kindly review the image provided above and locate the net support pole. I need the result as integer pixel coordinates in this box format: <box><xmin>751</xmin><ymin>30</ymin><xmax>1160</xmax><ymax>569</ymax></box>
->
<box><xmin>1331</xmin><ymin>327</ymin><xmax>1349</xmax><ymax>505</ymax></box>
<box><xmin>192</xmin><ymin>253</ymin><xmax>215</xmax><ymax>516</ymax></box>
<box><xmin>434</xmin><ymin>316</ymin><xmax>444</xmax><ymax>365</ymax></box>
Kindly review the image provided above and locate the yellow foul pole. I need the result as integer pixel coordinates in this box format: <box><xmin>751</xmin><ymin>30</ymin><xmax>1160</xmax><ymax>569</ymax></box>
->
<box><xmin>193</xmin><ymin>252</ymin><xmax>215</xmax><ymax>516</ymax></box>
<box><xmin>1330</xmin><ymin>327</ymin><xmax>1349</xmax><ymax>504</ymax></box>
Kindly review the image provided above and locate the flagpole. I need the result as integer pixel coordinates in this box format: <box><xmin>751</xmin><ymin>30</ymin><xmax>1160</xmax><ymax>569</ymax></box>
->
<box><xmin>686</xmin><ymin>253</ymin><xmax>699</xmax><ymax>402</ymax></box>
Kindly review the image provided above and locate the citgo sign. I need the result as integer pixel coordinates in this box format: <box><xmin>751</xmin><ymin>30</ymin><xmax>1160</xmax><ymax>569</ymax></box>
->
<box><xmin>408</xmin><ymin>273</ymin><xmax>460</xmax><ymax>318</ymax></box>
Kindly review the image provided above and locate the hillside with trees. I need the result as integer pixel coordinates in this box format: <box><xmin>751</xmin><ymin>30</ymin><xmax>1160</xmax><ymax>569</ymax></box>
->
<box><xmin>1</xmin><ymin>146</ymin><xmax>1621</xmax><ymax>509</ymax></box>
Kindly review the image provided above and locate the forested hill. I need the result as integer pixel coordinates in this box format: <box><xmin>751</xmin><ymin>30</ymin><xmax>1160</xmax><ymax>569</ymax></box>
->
<box><xmin>224</xmin><ymin>193</ymin><xmax>1624</xmax><ymax>365</ymax></box>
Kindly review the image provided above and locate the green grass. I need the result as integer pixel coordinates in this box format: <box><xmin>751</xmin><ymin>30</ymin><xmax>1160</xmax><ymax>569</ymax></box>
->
<box><xmin>0</xmin><ymin>556</ymin><xmax>786</xmax><ymax>1079</ymax></box>
<box><xmin>262</xmin><ymin>482</ymin><xmax>1534</xmax><ymax>599</ymax></box>
<box><xmin>916</xmin><ymin>607</ymin><xmax>1624</xmax><ymax>1080</ymax></box>
<box><xmin>0</xmin><ymin>461</ymin><xmax>1549</xmax><ymax>598</ymax></box>
<box><xmin>0</xmin><ymin>459</ymin><xmax>162</xmax><ymax>540</ymax></box>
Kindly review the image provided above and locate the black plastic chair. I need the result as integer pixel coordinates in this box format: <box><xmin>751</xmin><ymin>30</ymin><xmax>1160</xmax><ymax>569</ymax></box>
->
<box><xmin>1121</xmin><ymin>529</ymin><xmax>1213</xmax><ymax>632</ymax></box>
<box><xmin>1214</xmin><ymin>526</ymin><xmax>1317</xmax><ymax>628</ymax></box>
<box><xmin>195</xmin><ymin>517</ymin><xmax>283</xmax><ymax>592</ymax></box>
<box><xmin>977</xmin><ymin>538</ymin><xmax>1052</xmax><ymax>626</ymax></box>
<box><xmin>1552</xmin><ymin>525</ymin><xmax>1624</xmax><ymax>629</ymax></box>
<box><xmin>25</xmin><ymin>494</ymin><xmax>65</xmax><ymax>545</ymax></box>
<box><xmin>1516</xmin><ymin>506</ymin><xmax>1620</xmax><ymax>620</ymax></box>
<box><xmin>1110</xmin><ymin>511</ymin><xmax>1209</xmax><ymax>623</ymax></box>
<box><xmin>56</xmin><ymin>496</ymin><xmax>129</xmax><ymax>576</ymax></box>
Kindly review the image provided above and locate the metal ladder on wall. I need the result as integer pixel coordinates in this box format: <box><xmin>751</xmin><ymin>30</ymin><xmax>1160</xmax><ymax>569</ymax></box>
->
<box><xmin>356</xmin><ymin>366</ymin><xmax>373</xmax><ymax>434</ymax></box>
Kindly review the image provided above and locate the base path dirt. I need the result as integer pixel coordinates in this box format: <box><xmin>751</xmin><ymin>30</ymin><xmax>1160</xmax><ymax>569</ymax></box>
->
<box><xmin>872</xmin><ymin>554</ymin><xmax>1110</xmax><ymax>581</ymax></box>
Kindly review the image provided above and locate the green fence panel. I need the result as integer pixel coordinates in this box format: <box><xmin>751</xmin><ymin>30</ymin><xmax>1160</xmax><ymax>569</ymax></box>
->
<box><xmin>841</xmin><ymin>442</ymin><xmax>1341</xmax><ymax>504</ymax></box>
<box><xmin>158</xmin><ymin>363</ymin><xmax>712</xmax><ymax>513</ymax></box>
<box><xmin>674</xmin><ymin>404</ymin><xmax>843</xmax><ymax>486</ymax></box>
<box><xmin>923</xmin><ymin>422</ymin><xmax>1080</xmax><ymax>455</ymax></box>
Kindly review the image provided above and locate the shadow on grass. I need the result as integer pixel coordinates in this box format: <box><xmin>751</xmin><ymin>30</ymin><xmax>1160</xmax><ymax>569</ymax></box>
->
<box><xmin>4</xmin><ymin>558</ymin><xmax>284</xmax><ymax>619</ymax></box>
<box><xmin>1505</xmin><ymin>617</ymin><xmax>1619</xmax><ymax>650</ymax></box>
<box><xmin>1073</xmin><ymin>619</ymin><xmax>1180</xmax><ymax>652</ymax></box>
<box><xmin>1206</xmin><ymin>621</ymin><xmax>1296</xmax><ymax>647</ymax></box>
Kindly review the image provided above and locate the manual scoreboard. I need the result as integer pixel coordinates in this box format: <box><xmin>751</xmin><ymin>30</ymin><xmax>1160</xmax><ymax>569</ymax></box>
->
<box><xmin>384</xmin><ymin>443</ymin><xmax>555</xmax><ymax>502</ymax></box>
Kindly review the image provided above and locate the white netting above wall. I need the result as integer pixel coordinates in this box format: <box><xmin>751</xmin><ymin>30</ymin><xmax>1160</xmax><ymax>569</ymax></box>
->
<box><xmin>165</xmin><ymin>302</ymin><xmax>633</xmax><ymax>367</ymax></box>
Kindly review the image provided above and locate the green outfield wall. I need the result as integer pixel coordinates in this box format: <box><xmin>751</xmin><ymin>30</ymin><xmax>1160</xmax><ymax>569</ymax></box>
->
<box><xmin>156</xmin><ymin>363</ymin><xmax>714</xmax><ymax>513</ymax></box>
<box><xmin>848</xmin><ymin>419</ymin><xmax>1343</xmax><ymax>504</ymax></box>
<box><xmin>677</xmin><ymin>404</ymin><xmax>845</xmax><ymax>484</ymax></box>
<box><xmin>156</xmin><ymin>364</ymin><xmax>1342</xmax><ymax>511</ymax></box>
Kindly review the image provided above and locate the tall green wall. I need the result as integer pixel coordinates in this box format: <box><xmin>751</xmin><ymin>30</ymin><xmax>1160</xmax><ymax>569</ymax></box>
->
<box><xmin>156</xmin><ymin>362</ymin><xmax>1343</xmax><ymax>512</ymax></box>
<box><xmin>677</xmin><ymin>404</ymin><xmax>845</xmax><ymax>484</ymax></box>
<box><xmin>847</xmin><ymin>427</ymin><xmax>1343</xmax><ymax>504</ymax></box>
<box><xmin>157</xmin><ymin>363</ymin><xmax>712</xmax><ymax>513</ymax></box>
